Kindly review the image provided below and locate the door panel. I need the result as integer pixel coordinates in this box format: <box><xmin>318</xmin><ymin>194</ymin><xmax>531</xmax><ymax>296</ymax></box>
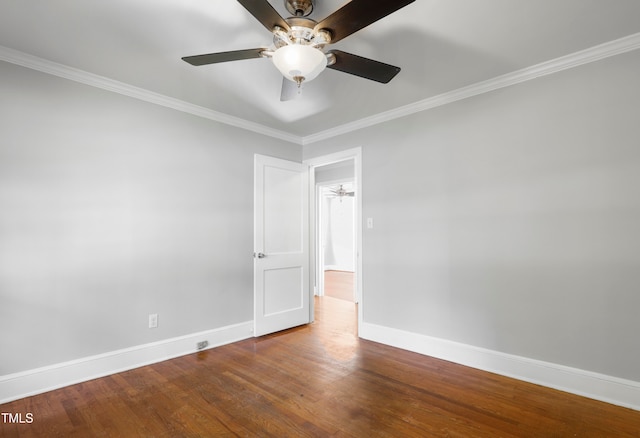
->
<box><xmin>264</xmin><ymin>165</ymin><xmax>303</xmax><ymax>254</ymax></box>
<box><xmin>263</xmin><ymin>266</ymin><xmax>303</xmax><ymax>315</ymax></box>
<box><xmin>254</xmin><ymin>154</ymin><xmax>309</xmax><ymax>337</ymax></box>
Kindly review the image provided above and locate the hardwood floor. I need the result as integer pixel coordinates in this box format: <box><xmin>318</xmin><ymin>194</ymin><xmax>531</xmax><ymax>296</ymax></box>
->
<box><xmin>2</xmin><ymin>297</ymin><xmax>639</xmax><ymax>437</ymax></box>
<box><xmin>324</xmin><ymin>270</ymin><xmax>355</xmax><ymax>302</ymax></box>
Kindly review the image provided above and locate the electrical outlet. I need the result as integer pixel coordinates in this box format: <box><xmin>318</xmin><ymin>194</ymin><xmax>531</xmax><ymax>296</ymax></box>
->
<box><xmin>148</xmin><ymin>313</ymin><xmax>158</xmax><ymax>329</ymax></box>
<box><xmin>197</xmin><ymin>340</ymin><xmax>209</xmax><ymax>350</ymax></box>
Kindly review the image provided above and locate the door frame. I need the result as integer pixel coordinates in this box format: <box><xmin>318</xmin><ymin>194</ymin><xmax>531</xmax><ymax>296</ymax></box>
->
<box><xmin>304</xmin><ymin>147</ymin><xmax>362</xmax><ymax>328</ymax></box>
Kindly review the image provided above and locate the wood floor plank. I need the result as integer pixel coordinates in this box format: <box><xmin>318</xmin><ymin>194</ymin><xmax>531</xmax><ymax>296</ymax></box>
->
<box><xmin>2</xmin><ymin>296</ymin><xmax>640</xmax><ymax>437</ymax></box>
<box><xmin>324</xmin><ymin>270</ymin><xmax>355</xmax><ymax>302</ymax></box>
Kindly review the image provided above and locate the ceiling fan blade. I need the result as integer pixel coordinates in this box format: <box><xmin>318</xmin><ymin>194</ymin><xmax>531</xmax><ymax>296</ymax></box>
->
<box><xmin>327</xmin><ymin>50</ymin><xmax>401</xmax><ymax>83</ymax></box>
<box><xmin>314</xmin><ymin>0</ymin><xmax>415</xmax><ymax>44</ymax></box>
<box><xmin>280</xmin><ymin>77</ymin><xmax>301</xmax><ymax>101</ymax></box>
<box><xmin>182</xmin><ymin>48</ymin><xmax>265</xmax><ymax>66</ymax></box>
<box><xmin>237</xmin><ymin>0</ymin><xmax>290</xmax><ymax>33</ymax></box>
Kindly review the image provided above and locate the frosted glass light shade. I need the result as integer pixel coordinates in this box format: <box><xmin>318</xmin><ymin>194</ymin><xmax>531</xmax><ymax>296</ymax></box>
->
<box><xmin>272</xmin><ymin>44</ymin><xmax>327</xmax><ymax>83</ymax></box>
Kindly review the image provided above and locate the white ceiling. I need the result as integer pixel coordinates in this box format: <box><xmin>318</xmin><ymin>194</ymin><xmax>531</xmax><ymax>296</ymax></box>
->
<box><xmin>2</xmin><ymin>0</ymin><xmax>640</xmax><ymax>140</ymax></box>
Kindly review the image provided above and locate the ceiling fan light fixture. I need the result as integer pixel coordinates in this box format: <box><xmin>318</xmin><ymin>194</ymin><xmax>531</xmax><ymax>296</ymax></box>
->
<box><xmin>272</xmin><ymin>44</ymin><xmax>327</xmax><ymax>84</ymax></box>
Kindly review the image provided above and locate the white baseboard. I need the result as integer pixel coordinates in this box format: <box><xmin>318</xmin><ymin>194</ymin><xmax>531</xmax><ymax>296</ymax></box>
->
<box><xmin>4</xmin><ymin>321</ymin><xmax>638</xmax><ymax>411</ymax></box>
<box><xmin>324</xmin><ymin>266</ymin><xmax>354</xmax><ymax>272</ymax></box>
<box><xmin>0</xmin><ymin>321</ymin><xmax>253</xmax><ymax>405</ymax></box>
<box><xmin>359</xmin><ymin>322</ymin><xmax>640</xmax><ymax>411</ymax></box>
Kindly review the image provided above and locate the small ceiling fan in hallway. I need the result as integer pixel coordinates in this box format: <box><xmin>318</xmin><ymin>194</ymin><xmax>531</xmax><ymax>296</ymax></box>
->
<box><xmin>326</xmin><ymin>184</ymin><xmax>354</xmax><ymax>202</ymax></box>
<box><xmin>181</xmin><ymin>0</ymin><xmax>415</xmax><ymax>100</ymax></box>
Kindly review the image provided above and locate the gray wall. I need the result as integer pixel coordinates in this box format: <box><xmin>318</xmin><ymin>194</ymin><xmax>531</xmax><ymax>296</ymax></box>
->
<box><xmin>0</xmin><ymin>61</ymin><xmax>300</xmax><ymax>375</ymax></box>
<box><xmin>304</xmin><ymin>50</ymin><xmax>640</xmax><ymax>382</ymax></box>
<box><xmin>314</xmin><ymin>159</ymin><xmax>354</xmax><ymax>184</ymax></box>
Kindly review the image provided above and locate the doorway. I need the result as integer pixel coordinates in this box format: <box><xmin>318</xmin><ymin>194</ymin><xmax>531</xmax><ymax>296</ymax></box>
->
<box><xmin>317</xmin><ymin>178</ymin><xmax>355</xmax><ymax>302</ymax></box>
<box><xmin>304</xmin><ymin>148</ymin><xmax>362</xmax><ymax>327</ymax></box>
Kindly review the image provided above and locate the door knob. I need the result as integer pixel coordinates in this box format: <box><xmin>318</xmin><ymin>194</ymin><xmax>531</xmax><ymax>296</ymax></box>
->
<box><xmin>254</xmin><ymin>252</ymin><xmax>266</xmax><ymax>258</ymax></box>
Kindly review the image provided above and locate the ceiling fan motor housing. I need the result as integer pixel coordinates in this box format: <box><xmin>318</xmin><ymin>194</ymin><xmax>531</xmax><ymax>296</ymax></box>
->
<box><xmin>285</xmin><ymin>0</ymin><xmax>314</xmax><ymax>17</ymax></box>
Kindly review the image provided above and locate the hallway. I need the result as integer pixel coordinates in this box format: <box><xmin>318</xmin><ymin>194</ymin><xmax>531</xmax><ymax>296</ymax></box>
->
<box><xmin>323</xmin><ymin>270</ymin><xmax>355</xmax><ymax>302</ymax></box>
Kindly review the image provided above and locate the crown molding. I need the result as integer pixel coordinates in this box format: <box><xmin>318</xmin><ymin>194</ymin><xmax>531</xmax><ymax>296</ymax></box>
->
<box><xmin>3</xmin><ymin>32</ymin><xmax>640</xmax><ymax>148</ymax></box>
<box><xmin>302</xmin><ymin>32</ymin><xmax>640</xmax><ymax>145</ymax></box>
<box><xmin>0</xmin><ymin>45</ymin><xmax>304</xmax><ymax>145</ymax></box>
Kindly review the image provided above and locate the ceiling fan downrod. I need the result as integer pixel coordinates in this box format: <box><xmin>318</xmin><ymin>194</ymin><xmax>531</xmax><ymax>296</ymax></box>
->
<box><xmin>285</xmin><ymin>0</ymin><xmax>314</xmax><ymax>17</ymax></box>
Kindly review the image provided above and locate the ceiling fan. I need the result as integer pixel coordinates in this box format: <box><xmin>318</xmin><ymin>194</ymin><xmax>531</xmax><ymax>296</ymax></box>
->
<box><xmin>327</xmin><ymin>184</ymin><xmax>355</xmax><ymax>201</ymax></box>
<box><xmin>182</xmin><ymin>0</ymin><xmax>415</xmax><ymax>100</ymax></box>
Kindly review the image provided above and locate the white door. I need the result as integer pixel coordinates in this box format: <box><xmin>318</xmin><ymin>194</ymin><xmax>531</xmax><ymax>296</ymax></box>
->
<box><xmin>254</xmin><ymin>154</ymin><xmax>309</xmax><ymax>337</ymax></box>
